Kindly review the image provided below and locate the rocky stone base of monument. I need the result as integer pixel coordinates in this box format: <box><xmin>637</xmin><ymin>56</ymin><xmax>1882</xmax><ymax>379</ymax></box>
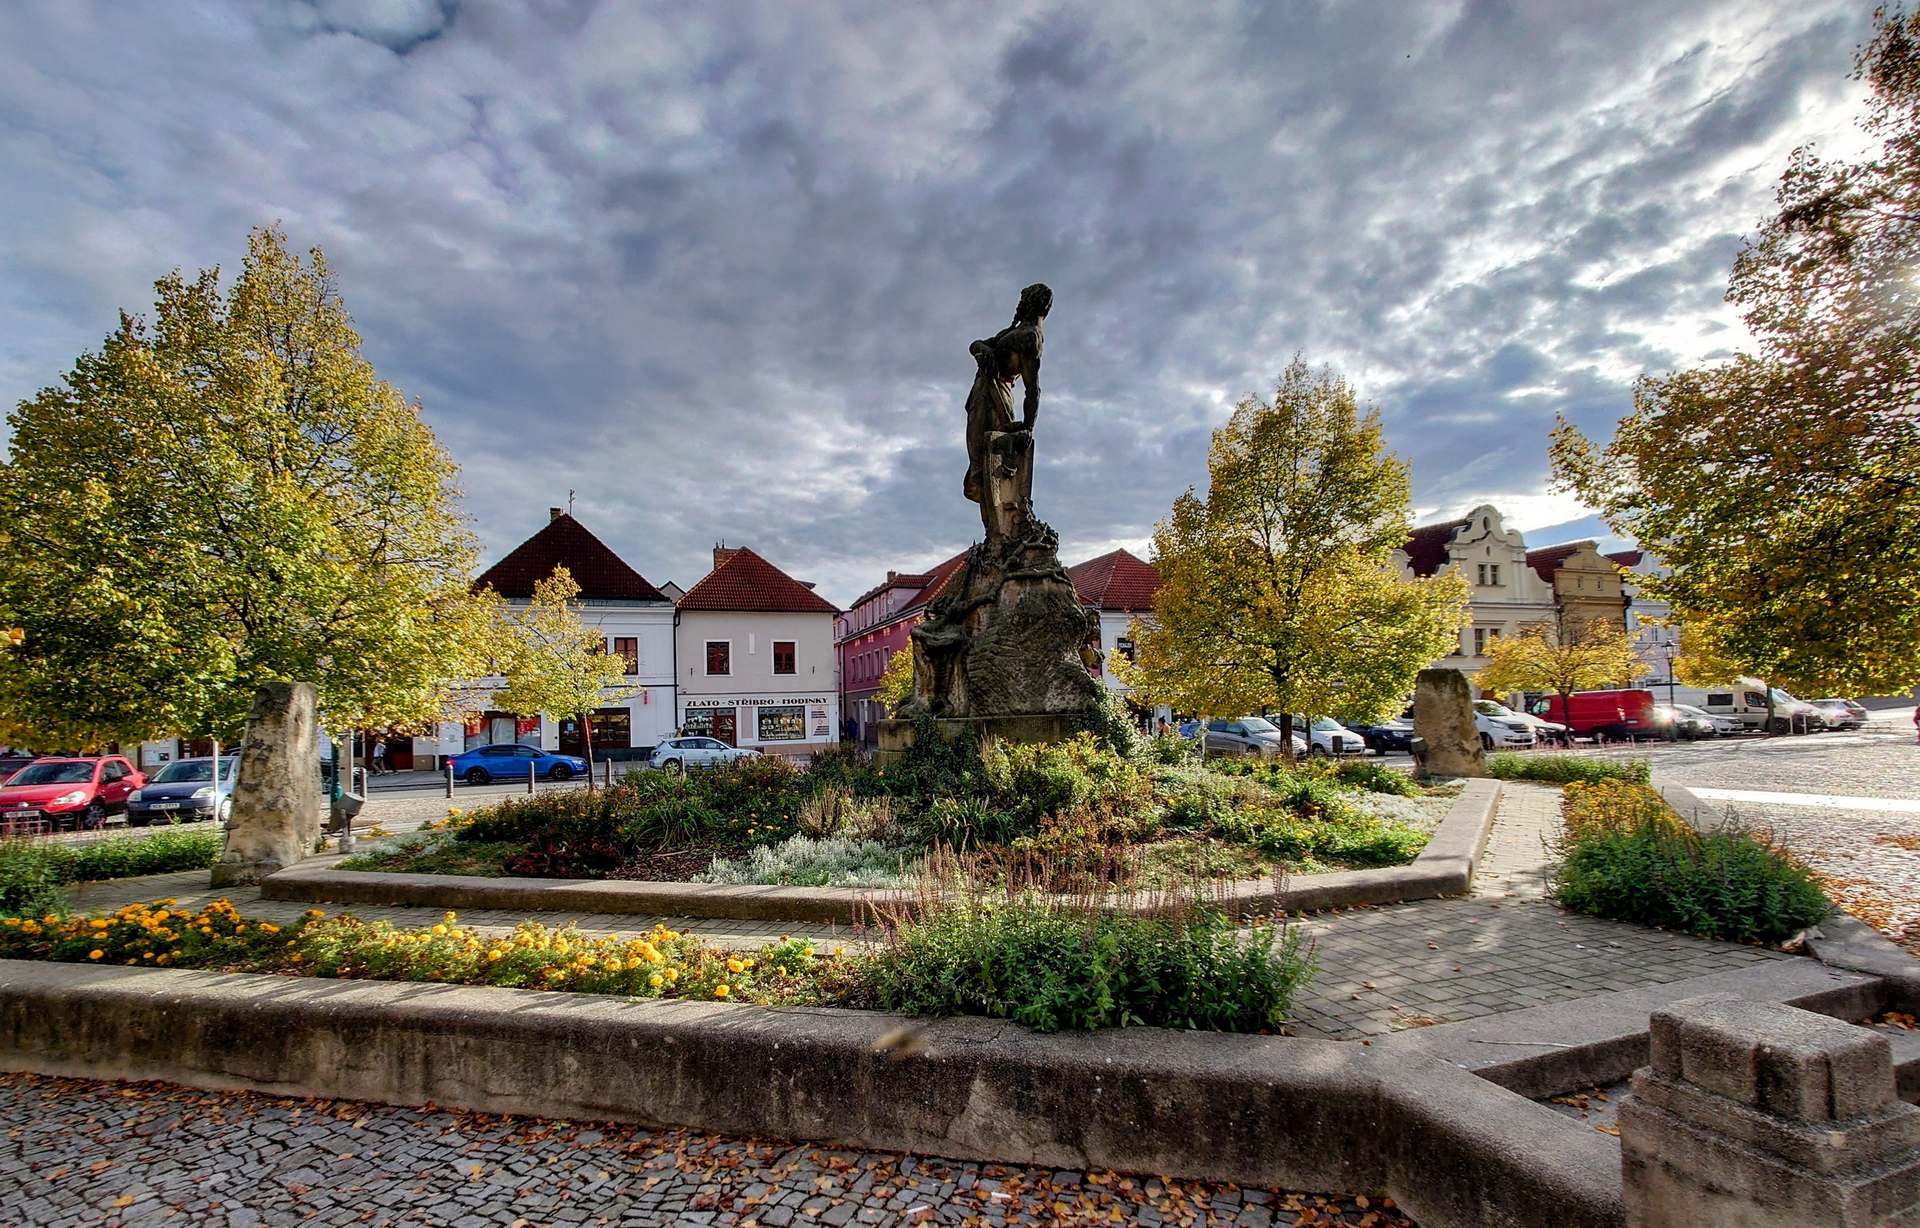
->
<box><xmin>873</xmin><ymin>712</ymin><xmax>1081</xmax><ymax>765</ymax></box>
<box><xmin>906</xmin><ymin>526</ymin><xmax>1099</xmax><ymax>721</ymax></box>
<box><xmin>210</xmin><ymin>681</ymin><xmax>324</xmax><ymax>887</ymax></box>
<box><xmin>1412</xmin><ymin>667</ymin><xmax>1484</xmax><ymax>779</ymax></box>
<box><xmin>1620</xmin><ymin>994</ymin><xmax>1920</xmax><ymax>1227</ymax></box>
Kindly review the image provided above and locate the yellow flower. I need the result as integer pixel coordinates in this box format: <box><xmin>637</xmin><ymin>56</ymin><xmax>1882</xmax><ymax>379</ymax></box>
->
<box><xmin>648</xmin><ymin>973</ymin><xmax>664</xmax><ymax>988</ymax></box>
<box><xmin>487</xmin><ymin>949</ymin><xmax>503</xmax><ymax>962</ymax></box>
<box><xmin>88</xmin><ymin>949</ymin><xmax>103</xmax><ymax>960</ymax></box>
<box><xmin>432</xmin><ymin>925</ymin><xmax>447</xmax><ymax>936</ymax></box>
<box><xmin>89</xmin><ymin>919</ymin><xmax>109</xmax><ymax>930</ymax></box>
<box><xmin>306</xmin><ymin>909</ymin><xmax>325</xmax><ymax>918</ymax></box>
<box><xmin>714</xmin><ymin>984</ymin><xmax>730</xmax><ymax>998</ymax></box>
<box><xmin>289</xmin><ymin>953</ymin><xmax>302</xmax><ymax>963</ymax></box>
<box><xmin>665</xmin><ymin>968</ymin><xmax>679</xmax><ymax>982</ymax></box>
<box><xmin>726</xmin><ymin>958</ymin><xmax>744</xmax><ymax>974</ymax></box>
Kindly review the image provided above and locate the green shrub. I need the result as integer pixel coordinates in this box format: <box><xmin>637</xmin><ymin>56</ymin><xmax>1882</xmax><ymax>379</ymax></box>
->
<box><xmin>1073</xmin><ymin>686</ymin><xmax>1147</xmax><ymax>762</ymax></box>
<box><xmin>1146</xmin><ymin>732</ymin><xmax>1199</xmax><ymax>766</ymax></box>
<box><xmin>0</xmin><ymin>842</ymin><xmax>69</xmax><ymax>918</ymax></box>
<box><xmin>1555</xmin><ymin>819</ymin><xmax>1829</xmax><ymax>943</ymax></box>
<box><xmin>0</xmin><ymin>830</ymin><xmax>226</xmax><ymax>918</ymax></box>
<box><xmin>695</xmin><ymin>834</ymin><xmax>919</xmax><ymax>888</ymax></box>
<box><xmin>856</xmin><ymin>894</ymin><xmax>1315</xmax><ymax>1032</ymax></box>
<box><xmin>920</xmin><ymin>796</ymin><xmax>1026</xmax><ymax>850</ymax></box>
<box><xmin>1486</xmin><ymin>753</ymin><xmax>1650</xmax><ymax>785</ymax></box>
<box><xmin>1327</xmin><ymin>760</ymin><xmax>1419</xmax><ymax>796</ymax></box>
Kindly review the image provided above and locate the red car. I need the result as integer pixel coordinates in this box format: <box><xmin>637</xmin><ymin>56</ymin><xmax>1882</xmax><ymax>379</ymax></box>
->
<box><xmin>0</xmin><ymin>755</ymin><xmax>145</xmax><ymax>831</ymax></box>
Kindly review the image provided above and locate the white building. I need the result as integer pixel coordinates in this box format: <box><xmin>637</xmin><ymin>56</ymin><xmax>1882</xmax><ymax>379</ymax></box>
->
<box><xmin>1394</xmin><ymin>504</ymin><xmax>1558</xmax><ymax>679</ymax></box>
<box><xmin>410</xmin><ymin>509</ymin><xmax>679</xmax><ymax>769</ymax></box>
<box><xmin>674</xmin><ymin>547</ymin><xmax>841</xmax><ymax>758</ymax></box>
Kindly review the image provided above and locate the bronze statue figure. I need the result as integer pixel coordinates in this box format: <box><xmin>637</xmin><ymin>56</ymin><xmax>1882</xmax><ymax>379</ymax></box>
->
<box><xmin>963</xmin><ymin>282</ymin><xmax>1050</xmax><ymax>541</ymax></box>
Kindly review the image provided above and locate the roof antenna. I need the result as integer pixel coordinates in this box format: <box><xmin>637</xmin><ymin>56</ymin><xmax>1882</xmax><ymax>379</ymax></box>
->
<box><xmin>567</xmin><ymin>489</ymin><xmax>576</xmax><ymax>516</ymax></box>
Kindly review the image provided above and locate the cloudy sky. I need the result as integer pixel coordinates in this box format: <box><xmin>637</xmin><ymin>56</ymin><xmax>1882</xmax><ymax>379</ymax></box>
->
<box><xmin>0</xmin><ymin>0</ymin><xmax>1875</xmax><ymax>606</ymax></box>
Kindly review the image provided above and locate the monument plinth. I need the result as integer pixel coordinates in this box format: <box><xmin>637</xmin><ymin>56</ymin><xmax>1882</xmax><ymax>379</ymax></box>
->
<box><xmin>880</xmin><ymin>283</ymin><xmax>1099</xmax><ymax>756</ymax></box>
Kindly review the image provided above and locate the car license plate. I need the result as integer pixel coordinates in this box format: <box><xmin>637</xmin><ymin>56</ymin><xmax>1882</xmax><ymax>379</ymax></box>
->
<box><xmin>152</xmin><ymin>802</ymin><xmax>180</xmax><ymax>811</ymax></box>
<box><xmin>4</xmin><ymin>810</ymin><xmax>34</xmax><ymax>820</ymax></box>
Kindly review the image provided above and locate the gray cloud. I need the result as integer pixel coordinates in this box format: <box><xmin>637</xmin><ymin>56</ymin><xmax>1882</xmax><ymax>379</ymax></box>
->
<box><xmin>0</xmin><ymin>0</ymin><xmax>1871</xmax><ymax>602</ymax></box>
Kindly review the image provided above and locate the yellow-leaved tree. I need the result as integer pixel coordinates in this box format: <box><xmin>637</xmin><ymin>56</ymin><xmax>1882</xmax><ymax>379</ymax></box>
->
<box><xmin>1552</xmin><ymin>9</ymin><xmax>1920</xmax><ymax>701</ymax></box>
<box><xmin>0</xmin><ymin>226</ymin><xmax>493</xmax><ymax>747</ymax></box>
<box><xmin>876</xmin><ymin>648</ymin><xmax>915</xmax><ymax>717</ymax></box>
<box><xmin>1125</xmin><ymin>358</ymin><xmax>1468</xmax><ymax>756</ymax></box>
<box><xmin>1472</xmin><ymin>619</ymin><xmax>1644</xmax><ymax>716</ymax></box>
<box><xmin>489</xmin><ymin>568</ymin><xmax>637</xmax><ymax>787</ymax></box>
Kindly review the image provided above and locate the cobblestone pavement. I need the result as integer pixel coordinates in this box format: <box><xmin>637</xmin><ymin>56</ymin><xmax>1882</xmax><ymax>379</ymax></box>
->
<box><xmin>1285</xmin><ymin>782</ymin><xmax>1788</xmax><ymax>1041</ymax></box>
<box><xmin>0</xmin><ymin>1073</ymin><xmax>1417</xmax><ymax>1228</ymax></box>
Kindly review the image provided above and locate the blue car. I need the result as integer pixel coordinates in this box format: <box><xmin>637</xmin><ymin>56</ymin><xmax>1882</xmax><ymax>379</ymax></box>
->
<box><xmin>126</xmin><ymin>756</ymin><xmax>236</xmax><ymax>825</ymax></box>
<box><xmin>450</xmin><ymin>743</ymin><xmax>588</xmax><ymax>785</ymax></box>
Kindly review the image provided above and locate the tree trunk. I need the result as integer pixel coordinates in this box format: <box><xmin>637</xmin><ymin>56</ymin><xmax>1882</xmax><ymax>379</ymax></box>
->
<box><xmin>583</xmin><ymin>712</ymin><xmax>596</xmax><ymax>791</ymax></box>
<box><xmin>1276</xmin><ymin>711</ymin><xmax>1297</xmax><ymax>763</ymax></box>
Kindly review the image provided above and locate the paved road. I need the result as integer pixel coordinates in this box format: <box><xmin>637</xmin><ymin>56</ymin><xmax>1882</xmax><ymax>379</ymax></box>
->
<box><xmin>0</xmin><ymin>1073</ymin><xmax>1415</xmax><ymax>1228</ymax></box>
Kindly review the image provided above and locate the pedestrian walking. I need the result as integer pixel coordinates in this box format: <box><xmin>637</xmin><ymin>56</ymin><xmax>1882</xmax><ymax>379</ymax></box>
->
<box><xmin>371</xmin><ymin>738</ymin><xmax>388</xmax><ymax>776</ymax></box>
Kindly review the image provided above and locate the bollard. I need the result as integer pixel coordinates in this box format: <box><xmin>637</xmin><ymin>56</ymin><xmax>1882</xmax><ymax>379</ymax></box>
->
<box><xmin>1620</xmin><ymin>994</ymin><xmax>1920</xmax><ymax>1226</ymax></box>
<box><xmin>528</xmin><ymin>762</ymin><xmax>536</xmax><ymax>794</ymax></box>
<box><xmin>445</xmin><ymin>760</ymin><xmax>454</xmax><ymax>799</ymax></box>
<box><xmin>603</xmin><ymin>758</ymin><xmax>612</xmax><ymax>788</ymax></box>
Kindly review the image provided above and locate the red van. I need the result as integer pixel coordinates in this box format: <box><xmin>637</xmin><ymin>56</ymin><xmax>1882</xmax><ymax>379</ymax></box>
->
<box><xmin>1530</xmin><ymin>690</ymin><xmax>1665</xmax><ymax>741</ymax></box>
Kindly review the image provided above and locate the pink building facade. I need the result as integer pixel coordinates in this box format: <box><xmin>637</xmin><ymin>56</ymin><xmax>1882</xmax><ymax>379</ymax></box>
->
<box><xmin>835</xmin><ymin>552</ymin><xmax>966</xmax><ymax>743</ymax></box>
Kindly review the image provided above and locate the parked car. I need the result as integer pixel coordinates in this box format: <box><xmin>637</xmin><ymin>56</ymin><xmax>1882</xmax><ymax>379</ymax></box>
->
<box><xmin>1667</xmin><ymin>680</ymin><xmax>1773</xmax><ymax>731</ymax></box>
<box><xmin>1470</xmin><ymin>701</ymin><xmax>1537</xmax><ymax>751</ymax></box>
<box><xmin>0</xmin><ymin>750</ymin><xmax>38</xmax><ymax>782</ymax></box>
<box><xmin>0</xmin><ymin>755</ymin><xmax>145</xmax><ymax>830</ymax></box>
<box><xmin>127</xmin><ymin>756</ymin><xmax>236</xmax><ymax>825</ymax></box>
<box><xmin>1285</xmin><ymin>715</ymin><xmax>1369</xmax><ymax>758</ymax></box>
<box><xmin>1529</xmin><ymin>689</ymin><xmax>1665</xmax><ymax>741</ymax></box>
<box><xmin>1809</xmin><ymin>698</ymin><xmax>1866</xmax><ymax>730</ymax></box>
<box><xmin>1474</xmin><ymin>700</ymin><xmax>1564</xmax><ymax>748</ymax></box>
<box><xmin>649</xmin><ymin>737</ymin><xmax>759</xmax><ymax>773</ymax></box>
<box><xmin>1346</xmin><ymin>717</ymin><xmax>1416</xmax><ymax>755</ymax></box>
<box><xmin>1202</xmin><ymin>717</ymin><xmax>1307</xmax><ymax>759</ymax></box>
<box><xmin>449</xmin><ymin>743</ymin><xmax>589</xmax><ymax>785</ymax></box>
<box><xmin>1670</xmin><ymin>702</ymin><xmax>1742</xmax><ymax>737</ymax></box>
<box><xmin>1655</xmin><ymin>704</ymin><xmax>1716</xmax><ymax>740</ymax></box>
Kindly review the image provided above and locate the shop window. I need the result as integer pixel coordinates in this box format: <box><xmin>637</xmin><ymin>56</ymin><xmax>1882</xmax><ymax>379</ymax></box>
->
<box><xmin>757</xmin><ymin>705</ymin><xmax>806</xmax><ymax>741</ymax></box>
<box><xmin>773</xmin><ymin>641</ymin><xmax>796</xmax><ymax>675</ymax></box>
<box><xmin>706</xmin><ymin>641</ymin><xmax>731</xmax><ymax>675</ymax></box>
<box><xmin>591</xmin><ymin>707</ymin><xmax>631</xmax><ymax>750</ymax></box>
<box><xmin>613</xmin><ymin>637</ymin><xmax>639</xmax><ymax>676</ymax></box>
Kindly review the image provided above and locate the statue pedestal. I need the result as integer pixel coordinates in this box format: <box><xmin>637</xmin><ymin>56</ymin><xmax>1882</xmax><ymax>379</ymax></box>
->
<box><xmin>874</xmin><ymin>713</ymin><xmax>1081</xmax><ymax>765</ymax></box>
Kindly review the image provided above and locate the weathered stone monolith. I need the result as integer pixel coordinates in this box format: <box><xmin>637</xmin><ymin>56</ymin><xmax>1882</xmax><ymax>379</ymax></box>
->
<box><xmin>1620</xmin><ymin>995</ymin><xmax>1920</xmax><ymax>1227</ymax></box>
<box><xmin>1411</xmin><ymin>667</ymin><xmax>1483</xmax><ymax>778</ymax></box>
<box><xmin>210</xmin><ymin>681</ymin><xmax>322</xmax><ymax>886</ymax></box>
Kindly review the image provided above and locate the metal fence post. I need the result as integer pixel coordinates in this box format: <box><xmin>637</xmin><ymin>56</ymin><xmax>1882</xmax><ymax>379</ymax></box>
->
<box><xmin>445</xmin><ymin>759</ymin><xmax>454</xmax><ymax>799</ymax></box>
<box><xmin>603</xmin><ymin>759</ymin><xmax>612</xmax><ymax>788</ymax></box>
<box><xmin>528</xmin><ymin>762</ymin><xmax>536</xmax><ymax>794</ymax></box>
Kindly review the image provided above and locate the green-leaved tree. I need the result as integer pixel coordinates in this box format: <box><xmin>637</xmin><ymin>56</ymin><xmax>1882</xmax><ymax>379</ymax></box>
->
<box><xmin>1552</xmin><ymin>8</ymin><xmax>1920</xmax><ymax>699</ymax></box>
<box><xmin>489</xmin><ymin>567</ymin><xmax>636</xmax><ymax>785</ymax></box>
<box><xmin>0</xmin><ymin>226</ymin><xmax>492</xmax><ymax>747</ymax></box>
<box><xmin>1126</xmin><ymin>359</ymin><xmax>1468</xmax><ymax>755</ymax></box>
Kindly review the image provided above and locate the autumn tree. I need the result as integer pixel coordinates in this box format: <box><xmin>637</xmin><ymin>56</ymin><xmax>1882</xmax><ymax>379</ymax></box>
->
<box><xmin>1126</xmin><ymin>359</ymin><xmax>1468</xmax><ymax>756</ymax></box>
<box><xmin>1552</xmin><ymin>7</ymin><xmax>1920</xmax><ymax>699</ymax></box>
<box><xmin>876</xmin><ymin>647</ymin><xmax>914</xmax><ymax>716</ymax></box>
<box><xmin>0</xmin><ymin>226</ymin><xmax>492</xmax><ymax>747</ymax></box>
<box><xmin>1473</xmin><ymin>619</ymin><xmax>1644</xmax><ymax>717</ymax></box>
<box><xmin>489</xmin><ymin>567</ymin><xmax>636</xmax><ymax>785</ymax></box>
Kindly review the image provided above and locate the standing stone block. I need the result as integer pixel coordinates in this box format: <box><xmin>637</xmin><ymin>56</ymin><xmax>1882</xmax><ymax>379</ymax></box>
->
<box><xmin>1412</xmin><ymin>668</ymin><xmax>1484</xmax><ymax>779</ymax></box>
<box><xmin>1622</xmin><ymin>994</ymin><xmax>1920</xmax><ymax>1227</ymax></box>
<box><xmin>210</xmin><ymin>682</ymin><xmax>323</xmax><ymax>887</ymax></box>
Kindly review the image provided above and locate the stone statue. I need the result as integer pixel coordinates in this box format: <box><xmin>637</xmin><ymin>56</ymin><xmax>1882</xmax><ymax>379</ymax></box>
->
<box><xmin>963</xmin><ymin>282</ymin><xmax>1050</xmax><ymax>543</ymax></box>
<box><xmin>210</xmin><ymin>681</ymin><xmax>325</xmax><ymax>885</ymax></box>
<box><xmin>1411</xmin><ymin>668</ymin><xmax>1485</xmax><ymax>779</ymax></box>
<box><xmin>901</xmin><ymin>284</ymin><xmax>1098</xmax><ymax>725</ymax></box>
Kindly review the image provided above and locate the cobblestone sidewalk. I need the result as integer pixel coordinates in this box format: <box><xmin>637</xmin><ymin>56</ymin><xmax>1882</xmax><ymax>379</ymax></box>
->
<box><xmin>0</xmin><ymin>1073</ymin><xmax>1416</xmax><ymax>1228</ymax></box>
<box><xmin>1285</xmin><ymin>782</ymin><xmax>1789</xmax><ymax>1040</ymax></box>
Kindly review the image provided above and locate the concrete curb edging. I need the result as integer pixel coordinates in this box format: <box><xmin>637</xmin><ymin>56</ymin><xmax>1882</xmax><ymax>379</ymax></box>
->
<box><xmin>0</xmin><ymin>958</ymin><xmax>1620</xmax><ymax>1228</ymax></box>
<box><xmin>261</xmin><ymin>780</ymin><xmax>1504</xmax><ymax>925</ymax></box>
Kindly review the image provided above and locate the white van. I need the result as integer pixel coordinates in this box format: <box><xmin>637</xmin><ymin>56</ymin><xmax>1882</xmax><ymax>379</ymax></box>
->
<box><xmin>1666</xmin><ymin>677</ymin><xmax>1821</xmax><ymax>733</ymax></box>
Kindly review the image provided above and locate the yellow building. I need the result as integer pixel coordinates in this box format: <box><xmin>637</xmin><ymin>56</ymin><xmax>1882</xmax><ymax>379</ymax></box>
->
<box><xmin>1524</xmin><ymin>541</ymin><xmax>1628</xmax><ymax>635</ymax></box>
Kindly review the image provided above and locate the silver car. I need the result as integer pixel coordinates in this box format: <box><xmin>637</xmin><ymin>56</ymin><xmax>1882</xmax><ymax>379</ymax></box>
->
<box><xmin>649</xmin><ymin>737</ymin><xmax>758</xmax><ymax>773</ymax></box>
<box><xmin>1203</xmin><ymin>717</ymin><xmax>1308</xmax><ymax>759</ymax></box>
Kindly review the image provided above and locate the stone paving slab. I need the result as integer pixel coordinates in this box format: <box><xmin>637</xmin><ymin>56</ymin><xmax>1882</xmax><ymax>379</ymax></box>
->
<box><xmin>1285</xmin><ymin>782</ymin><xmax>1790</xmax><ymax>1040</ymax></box>
<box><xmin>0</xmin><ymin>1072</ymin><xmax>1417</xmax><ymax>1227</ymax></box>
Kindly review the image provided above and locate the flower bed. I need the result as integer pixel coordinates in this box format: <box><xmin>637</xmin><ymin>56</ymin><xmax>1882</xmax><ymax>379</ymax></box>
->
<box><xmin>343</xmin><ymin>724</ymin><xmax>1440</xmax><ymax>891</ymax></box>
<box><xmin>0</xmin><ymin>890</ymin><xmax>1314</xmax><ymax>1035</ymax></box>
<box><xmin>0</xmin><ymin>829</ymin><xmax>224</xmax><ymax>918</ymax></box>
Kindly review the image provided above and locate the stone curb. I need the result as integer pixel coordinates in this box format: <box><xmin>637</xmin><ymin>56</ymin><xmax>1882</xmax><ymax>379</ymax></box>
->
<box><xmin>0</xmin><ymin>958</ymin><xmax>1620</xmax><ymax>1228</ymax></box>
<box><xmin>260</xmin><ymin>780</ymin><xmax>1504</xmax><ymax>925</ymax></box>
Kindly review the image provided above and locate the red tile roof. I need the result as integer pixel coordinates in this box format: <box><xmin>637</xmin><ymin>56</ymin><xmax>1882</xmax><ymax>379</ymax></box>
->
<box><xmin>1605</xmin><ymin>549</ymin><xmax>1644</xmax><ymax>568</ymax></box>
<box><xmin>1401</xmin><ymin>517</ymin><xmax>1470</xmax><ymax>578</ymax></box>
<box><xmin>1523</xmin><ymin>543</ymin><xmax>1585</xmax><ymax>584</ymax></box>
<box><xmin>475</xmin><ymin>514</ymin><xmax>666</xmax><ymax>602</ymax></box>
<box><xmin>1069</xmin><ymin>549</ymin><xmax>1162</xmax><ymax>611</ymax></box>
<box><xmin>911</xmin><ymin>550</ymin><xmax>970</xmax><ymax>608</ymax></box>
<box><xmin>677</xmin><ymin>547</ymin><xmax>839</xmax><ymax>614</ymax></box>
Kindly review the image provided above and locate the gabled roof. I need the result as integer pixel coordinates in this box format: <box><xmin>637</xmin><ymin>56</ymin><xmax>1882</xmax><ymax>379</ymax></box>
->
<box><xmin>1400</xmin><ymin>517</ymin><xmax>1470</xmax><ymax>578</ymax></box>
<box><xmin>848</xmin><ymin>569</ymin><xmax>934</xmax><ymax>613</ymax></box>
<box><xmin>1524</xmin><ymin>542</ymin><xmax>1587</xmax><ymax>584</ymax></box>
<box><xmin>1069</xmin><ymin>549</ymin><xmax>1162</xmax><ymax>612</ymax></box>
<box><xmin>911</xmin><ymin>550</ymin><xmax>970</xmax><ymax>608</ymax></box>
<box><xmin>1605</xmin><ymin>549</ymin><xmax>1644</xmax><ymax>568</ymax></box>
<box><xmin>475</xmin><ymin>514</ymin><xmax>667</xmax><ymax>602</ymax></box>
<box><xmin>677</xmin><ymin>547</ymin><xmax>839</xmax><ymax>614</ymax></box>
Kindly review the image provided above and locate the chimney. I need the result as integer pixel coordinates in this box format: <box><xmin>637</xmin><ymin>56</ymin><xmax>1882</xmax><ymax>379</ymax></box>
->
<box><xmin>713</xmin><ymin>543</ymin><xmax>742</xmax><ymax>571</ymax></box>
<box><xmin>549</xmin><ymin>507</ymin><xmax>564</xmax><ymax>522</ymax></box>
